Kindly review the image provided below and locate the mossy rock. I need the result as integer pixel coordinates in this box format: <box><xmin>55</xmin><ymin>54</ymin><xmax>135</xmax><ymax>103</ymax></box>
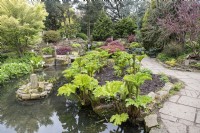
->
<box><xmin>93</xmin><ymin>104</ymin><xmax>117</xmax><ymax>118</ymax></box>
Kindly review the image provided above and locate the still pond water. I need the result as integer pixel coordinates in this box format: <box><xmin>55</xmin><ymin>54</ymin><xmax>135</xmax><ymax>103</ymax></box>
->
<box><xmin>0</xmin><ymin>66</ymin><xmax>144</xmax><ymax>133</ymax></box>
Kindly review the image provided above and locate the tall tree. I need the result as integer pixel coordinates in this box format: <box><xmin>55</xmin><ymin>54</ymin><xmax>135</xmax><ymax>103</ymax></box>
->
<box><xmin>59</xmin><ymin>4</ymin><xmax>80</xmax><ymax>38</ymax></box>
<box><xmin>78</xmin><ymin>0</ymin><xmax>104</xmax><ymax>42</ymax></box>
<box><xmin>158</xmin><ymin>1</ymin><xmax>200</xmax><ymax>56</ymax></box>
<box><xmin>44</xmin><ymin>0</ymin><xmax>62</xmax><ymax>30</ymax></box>
<box><xmin>114</xmin><ymin>17</ymin><xmax>137</xmax><ymax>38</ymax></box>
<box><xmin>92</xmin><ymin>12</ymin><xmax>113</xmax><ymax>41</ymax></box>
<box><xmin>140</xmin><ymin>0</ymin><xmax>174</xmax><ymax>50</ymax></box>
<box><xmin>104</xmin><ymin>0</ymin><xmax>128</xmax><ymax>21</ymax></box>
<box><xmin>0</xmin><ymin>0</ymin><xmax>48</xmax><ymax>56</ymax></box>
<box><xmin>104</xmin><ymin>0</ymin><xmax>147</xmax><ymax>21</ymax></box>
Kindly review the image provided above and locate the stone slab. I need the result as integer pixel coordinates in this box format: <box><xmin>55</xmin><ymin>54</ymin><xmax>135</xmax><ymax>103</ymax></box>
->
<box><xmin>162</xmin><ymin>119</ymin><xmax>187</xmax><ymax>133</ymax></box>
<box><xmin>196</xmin><ymin>124</ymin><xmax>200</xmax><ymax>127</ymax></box>
<box><xmin>156</xmin><ymin>91</ymin><xmax>168</xmax><ymax>100</ymax></box>
<box><xmin>38</xmin><ymin>82</ymin><xmax>45</xmax><ymax>89</ymax></box>
<box><xmin>21</xmin><ymin>94</ymin><xmax>31</xmax><ymax>100</ymax></box>
<box><xmin>168</xmin><ymin>95</ymin><xmax>180</xmax><ymax>103</ymax></box>
<box><xmin>149</xmin><ymin>127</ymin><xmax>168</xmax><ymax>133</ymax></box>
<box><xmin>185</xmin><ymin>84</ymin><xmax>200</xmax><ymax>92</ymax></box>
<box><xmin>148</xmin><ymin>92</ymin><xmax>156</xmax><ymax>100</ymax></box>
<box><xmin>159</xmin><ymin>102</ymin><xmax>196</xmax><ymax>122</ymax></box>
<box><xmin>180</xmin><ymin>89</ymin><xmax>199</xmax><ymax>98</ymax></box>
<box><xmin>188</xmin><ymin>126</ymin><xmax>200</xmax><ymax>133</ymax></box>
<box><xmin>160</xmin><ymin>113</ymin><xmax>177</xmax><ymax>122</ymax></box>
<box><xmin>41</xmin><ymin>91</ymin><xmax>47</xmax><ymax>97</ymax></box>
<box><xmin>145</xmin><ymin>114</ymin><xmax>158</xmax><ymax>129</ymax></box>
<box><xmin>177</xmin><ymin>119</ymin><xmax>194</xmax><ymax>126</ymax></box>
<box><xmin>162</xmin><ymin>82</ymin><xmax>173</xmax><ymax>92</ymax></box>
<box><xmin>178</xmin><ymin>96</ymin><xmax>200</xmax><ymax>108</ymax></box>
<box><xmin>196</xmin><ymin>111</ymin><xmax>200</xmax><ymax>124</ymax></box>
<box><xmin>31</xmin><ymin>93</ymin><xmax>40</xmax><ymax>99</ymax></box>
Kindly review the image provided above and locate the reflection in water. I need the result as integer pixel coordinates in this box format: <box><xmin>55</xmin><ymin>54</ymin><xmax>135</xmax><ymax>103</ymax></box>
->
<box><xmin>0</xmin><ymin>66</ymin><xmax>143</xmax><ymax>133</ymax></box>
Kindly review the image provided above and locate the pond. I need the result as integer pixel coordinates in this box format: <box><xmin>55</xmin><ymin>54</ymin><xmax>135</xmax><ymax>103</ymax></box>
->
<box><xmin>0</xmin><ymin>66</ymin><xmax>144</xmax><ymax>133</ymax></box>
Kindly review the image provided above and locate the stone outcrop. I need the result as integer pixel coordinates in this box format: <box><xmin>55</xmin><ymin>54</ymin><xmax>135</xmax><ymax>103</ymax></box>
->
<box><xmin>144</xmin><ymin>114</ymin><xmax>159</xmax><ymax>132</ymax></box>
<box><xmin>16</xmin><ymin>74</ymin><xmax>53</xmax><ymax>101</ymax></box>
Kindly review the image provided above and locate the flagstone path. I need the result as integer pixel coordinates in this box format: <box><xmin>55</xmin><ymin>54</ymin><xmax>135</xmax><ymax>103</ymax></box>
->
<box><xmin>142</xmin><ymin>57</ymin><xmax>200</xmax><ymax>133</ymax></box>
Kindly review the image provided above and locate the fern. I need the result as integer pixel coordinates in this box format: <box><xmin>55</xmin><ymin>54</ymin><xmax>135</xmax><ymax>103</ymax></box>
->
<box><xmin>110</xmin><ymin>113</ymin><xmax>129</xmax><ymax>125</ymax></box>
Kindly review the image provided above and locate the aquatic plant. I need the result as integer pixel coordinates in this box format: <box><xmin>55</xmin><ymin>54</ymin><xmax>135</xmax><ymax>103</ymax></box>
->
<box><xmin>123</xmin><ymin>72</ymin><xmax>152</xmax><ymax>98</ymax></box>
<box><xmin>110</xmin><ymin>113</ymin><xmax>129</xmax><ymax>126</ymax></box>
<box><xmin>58</xmin><ymin>74</ymin><xmax>98</xmax><ymax>106</ymax></box>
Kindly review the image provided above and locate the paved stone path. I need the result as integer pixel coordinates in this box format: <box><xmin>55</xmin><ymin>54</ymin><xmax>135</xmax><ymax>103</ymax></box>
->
<box><xmin>142</xmin><ymin>57</ymin><xmax>200</xmax><ymax>133</ymax></box>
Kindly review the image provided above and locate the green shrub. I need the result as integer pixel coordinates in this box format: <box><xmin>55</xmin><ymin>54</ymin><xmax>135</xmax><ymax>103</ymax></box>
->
<box><xmin>76</xmin><ymin>33</ymin><xmax>88</xmax><ymax>40</ymax></box>
<box><xmin>165</xmin><ymin>59</ymin><xmax>177</xmax><ymax>67</ymax></box>
<box><xmin>5</xmin><ymin>54</ymin><xmax>44</xmax><ymax>69</ymax></box>
<box><xmin>191</xmin><ymin>63</ymin><xmax>200</xmax><ymax>70</ymax></box>
<box><xmin>140</xmin><ymin>68</ymin><xmax>153</xmax><ymax>75</ymax></box>
<box><xmin>114</xmin><ymin>17</ymin><xmax>137</xmax><ymax>38</ymax></box>
<box><xmin>186</xmin><ymin>41</ymin><xmax>200</xmax><ymax>58</ymax></box>
<box><xmin>170</xmin><ymin>82</ymin><xmax>183</xmax><ymax>95</ymax></box>
<box><xmin>163</xmin><ymin>43</ymin><xmax>184</xmax><ymax>57</ymax></box>
<box><xmin>159</xmin><ymin>73</ymin><xmax>169</xmax><ymax>83</ymax></box>
<box><xmin>0</xmin><ymin>70</ymin><xmax>9</xmax><ymax>84</ymax></box>
<box><xmin>91</xmin><ymin>42</ymin><xmax>104</xmax><ymax>50</ymax></box>
<box><xmin>177</xmin><ymin>54</ymin><xmax>187</xmax><ymax>64</ymax></box>
<box><xmin>129</xmin><ymin>42</ymin><xmax>142</xmax><ymax>49</ymax></box>
<box><xmin>0</xmin><ymin>54</ymin><xmax>8</xmax><ymax>63</ymax></box>
<box><xmin>42</xmin><ymin>47</ymin><xmax>54</xmax><ymax>55</ymax></box>
<box><xmin>157</xmin><ymin>53</ymin><xmax>171</xmax><ymax>62</ymax></box>
<box><xmin>92</xmin><ymin>12</ymin><xmax>114</xmax><ymax>41</ymax></box>
<box><xmin>43</xmin><ymin>30</ymin><xmax>61</xmax><ymax>43</ymax></box>
<box><xmin>129</xmin><ymin>42</ymin><xmax>145</xmax><ymax>55</ymax></box>
<box><xmin>147</xmin><ymin>48</ymin><xmax>162</xmax><ymax>58</ymax></box>
<box><xmin>30</xmin><ymin>56</ymin><xmax>44</xmax><ymax>69</ymax></box>
<box><xmin>71</xmin><ymin>43</ymin><xmax>81</xmax><ymax>48</ymax></box>
<box><xmin>172</xmin><ymin>82</ymin><xmax>183</xmax><ymax>91</ymax></box>
<box><xmin>0</xmin><ymin>63</ymin><xmax>32</xmax><ymax>84</ymax></box>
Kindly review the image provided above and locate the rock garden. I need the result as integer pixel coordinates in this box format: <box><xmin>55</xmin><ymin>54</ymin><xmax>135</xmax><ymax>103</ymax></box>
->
<box><xmin>0</xmin><ymin>0</ymin><xmax>200</xmax><ymax>133</ymax></box>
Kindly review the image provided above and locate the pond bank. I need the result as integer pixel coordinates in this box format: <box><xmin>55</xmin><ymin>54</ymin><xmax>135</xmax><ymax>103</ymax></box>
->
<box><xmin>0</xmin><ymin>66</ymin><xmax>143</xmax><ymax>133</ymax></box>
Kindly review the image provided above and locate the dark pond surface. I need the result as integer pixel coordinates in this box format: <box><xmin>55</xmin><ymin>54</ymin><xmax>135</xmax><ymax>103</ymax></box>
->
<box><xmin>0</xmin><ymin>66</ymin><xmax>144</xmax><ymax>133</ymax></box>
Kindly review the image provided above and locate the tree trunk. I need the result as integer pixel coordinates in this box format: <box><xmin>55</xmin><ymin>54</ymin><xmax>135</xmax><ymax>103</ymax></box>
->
<box><xmin>16</xmin><ymin>44</ymin><xmax>23</xmax><ymax>57</ymax></box>
<box><xmin>86</xmin><ymin>0</ymin><xmax>91</xmax><ymax>44</ymax></box>
<box><xmin>15</xmin><ymin>35</ymin><xmax>23</xmax><ymax>57</ymax></box>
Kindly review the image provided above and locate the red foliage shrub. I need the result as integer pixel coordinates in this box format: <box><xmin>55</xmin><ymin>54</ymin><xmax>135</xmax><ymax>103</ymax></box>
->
<box><xmin>105</xmin><ymin>38</ymin><xmax>113</xmax><ymax>45</ymax></box>
<box><xmin>127</xmin><ymin>34</ymin><xmax>135</xmax><ymax>43</ymax></box>
<box><xmin>109</xmin><ymin>40</ymin><xmax>121</xmax><ymax>46</ymax></box>
<box><xmin>106</xmin><ymin>38</ymin><xmax>113</xmax><ymax>43</ymax></box>
<box><xmin>101</xmin><ymin>40</ymin><xmax>125</xmax><ymax>53</ymax></box>
<box><xmin>56</xmin><ymin>46</ymin><xmax>72</xmax><ymax>55</ymax></box>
